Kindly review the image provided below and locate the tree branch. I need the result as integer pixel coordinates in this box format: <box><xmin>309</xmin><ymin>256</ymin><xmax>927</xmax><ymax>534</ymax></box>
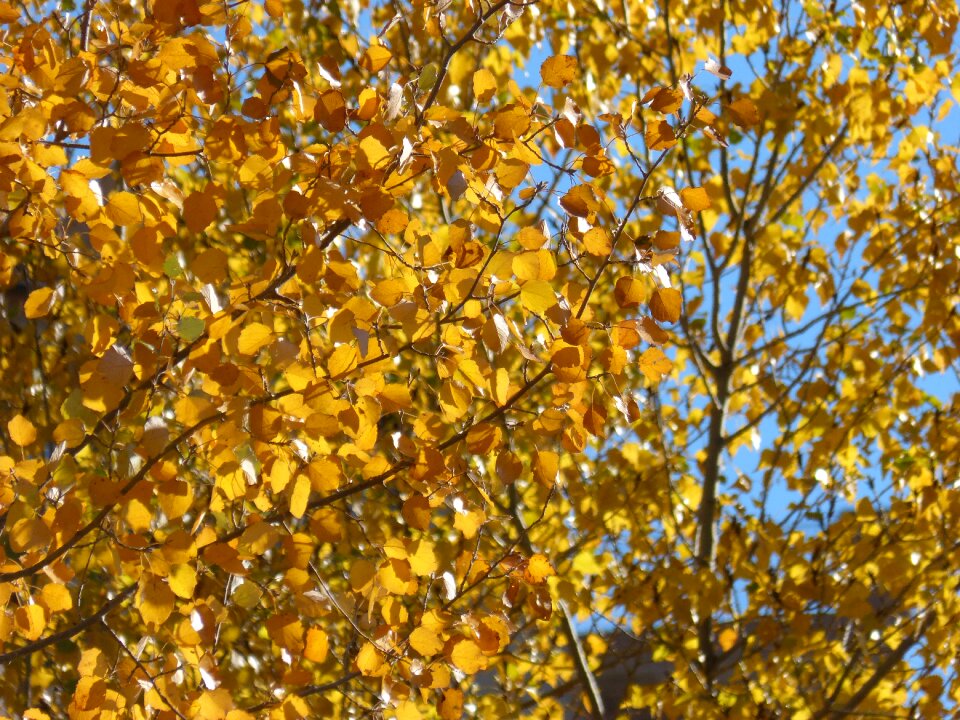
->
<box><xmin>0</xmin><ymin>584</ymin><xmax>135</xmax><ymax>666</ymax></box>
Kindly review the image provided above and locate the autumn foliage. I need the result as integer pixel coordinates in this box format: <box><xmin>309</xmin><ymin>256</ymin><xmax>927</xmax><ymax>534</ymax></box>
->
<box><xmin>1</xmin><ymin>0</ymin><xmax>960</xmax><ymax>717</ymax></box>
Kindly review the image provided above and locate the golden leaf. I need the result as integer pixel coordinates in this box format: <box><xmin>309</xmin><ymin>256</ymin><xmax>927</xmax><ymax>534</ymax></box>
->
<box><xmin>519</xmin><ymin>281</ymin><xmax>556</xmax><ymax>314</ymax></box>
<box><xmin>237</xmin><ymin>322</ymin><xmax>273</xmax><ymax>355</ymax></box>
<box><xmin>680</xmin><ymin>187</ymin><xmax>711</xmax><ymax>212</ymax></box>
<box><xmin>523</xmin><ymin>554</ymin><xmax>555</xmax><ymax>584</ymax></box>
<box><xmin>137</xmin><ymin>574</ymin><xmax>175</xmax><ymax>627</ymax></box>
<box><xmin>24</xmin><ymin>287</ymin><xmax>55</xmax><ymax>319</ymax></box>
<box><xmin>540</xmin><ymin>55</ymin><xmax>577</xmax><ymax>88</ymax></box>
<box><xmin>7</xmin><ymin>414</ymin><xmax>37</xmax><ymax>446</ymax></box>
<box><xmin>448</xmin><ymin>638</ymin><xmax>488</xmax><ymax>673</ymax></box>
<box><xmin>410</xmin><ymin>626</ymin><xmax>444</xmax><ymax>656</ymax></box>
<box><xmin>15</xmin><ymin>604</ymin><xmax>47</xmax><ymax>641</ymax></box>
<box><xmin>356</xmin><ymin>642</ymin><xmax>385</xmax><ymax>676</ymax></box>
<box><xmin>639</xmin><ymin>347</ymin><xmax>673</xmax><ymax>382</ymax></box>
<box><xmin>650</xmin><ymin>288</ymin><xmax>682</xmax><ymax>324</ymax></box>
<box><xmin>728</xmin><ymin>97</ymin><xmax>760</xmax><ymax>127</ymax></box>
<box><xmin>289</xmin><ymin>474</ymin><xmax>311</xmax><ymax>519</ymax></box>
<box><xmin>304</xmin><ymin>627</ymin><xmax>329</xmax><ymax>662</ymax></box>
<box><xmin>169</xmin><ymin>564</ymin><xmax>197</xmax><ymax>599</ymax></box>
<box><xmin>473</xmin><ymin>69</ymin><xmax>497</xmax><ymax>103</ymax></box>
<box><xmin>41</xmin><ymin>583</ymin><xmax>74</xmax><ymax>614</ymax></box>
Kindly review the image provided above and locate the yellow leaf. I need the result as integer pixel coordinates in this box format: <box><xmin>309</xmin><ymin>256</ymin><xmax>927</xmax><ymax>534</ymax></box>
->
<box><xmin>356</xmin><ymin>642</ymin><xmax>385</xmax><ymax>676</ymax></box>
<box><xmin>137</xmin><ymin>574</ymin><xmax>175</xmax><ymax>627</ymax></box>
<box><xmin>41</xmin><ymin>583</ymin><xmax>74</xmax><ymax>613</ymax></box>
<box><xmin>402</xmin><ymin>495</ymin><xmax>432</xmax><ymax>530</ymax></box>
<box><xmin>289</xmin><ymin>474</ymin><xmax>310</xmax><ymax>519</ymax></box>
<box><xmin>327</xmin><ymin>343</ymin><xmax>359</xmax><ymax>379</ymax></box>
<box><xmin>15</xmin><ymin>604</ymin><xmax>47</xmax><ymax>641</ymax></box>
<box><xmin>491</xmin><ymin>368</ymin><xmax>511</xmax><ymax>406</ymax></box>
<box><xmin>265</xmin><ymin>613</ymin><xmax>304</xmax><ymax>651</ymax></box>
<box><xmin>653</xmin><ymin>230</ymin><xmax>680</xmax><ymax>250</ymax></box>
<box><xmin>645</xmin><ymin>120</ymin><xmax>676</xmax><ymax>150</ymax></box>
<box><xmin>232</xmin><ymin>581</ymin><xmax>263</xmax><ymax>609</ymax></box>
<box><xmin>8</xmin><ymin>414</ymin><xmax>37</xmax><ymax>447</ymax></box>
<box><xmin>183</xmin><ymin>190</ymin><xmax>219</xmax><ymax>234</ymax></box>
<box><xmin>72</xmin><ymin>675</ymin><xmax>106</xmax><ymax>712</ymax></box>
<box><xmin>453</xmin><ymin>507</ymin><xmax>485</xmax><ymax>539</ymax></box>
<box><xmin>190</xmin><ymin>689</ymin><xmax>235</xmax><ymax>720</ymax></box>
<box><xmin>395</xmin><ymin>700</ymin><xmax>422</xmax><ymax>720</ymax></box>
<box><xmin>650</xmin><ymin>288</ymin><xmax>682</xmax><ymax>324</ymax></box>
<box><xmin>439</xmin><ymin>689</ymin><xmax>464</xmax><ymax>720</ymax></box>
<box><xmin>53</xmin><ymin>418</ymin><xmax>85</xmax><ymax>447</ymax></box>
<box><xmin>409</xmin><ymin>625</ymin><xmax>443</xmax><ymax>657</ymax></box>
<box><xmin>408</xmin><ymin>538</ymin><xmax>438</xmax><ymax>576</ymax></box>
<box><xmin>9</xmin><ymin>516</ymin><xmax>50</xmax><ymax>553</ymax></box>
<box><xmin>265</xmin><ymin>0</ymin><xmax>283</xmax><ymax>18</ymax></box>
<box><xmin>478</xmin><ymin>615</ymin><xmax>510</xmax><ymax>654</ymax></box>
<box><xmin>541</xmin><ymin>55</ymin><xmax>577</xmax><ymax>88</ymax></box>
<box><xmin>680</xmin><ymin>187</ymin><xmax>711</xmax><ymax>212</ymax></box>
<box><xmin>524</xmin><ymin>554</ymin><xmax>555</xmax><ymax>584</ymax></box>
<box><xmin>169</xmin><ymin>564</ymin><xmax>197</xmax><ymax>599</ymax></box>
<box><xmin>449</xmin><ymin>638</ymin><xmax>488</xmax><ymax>673</ymax></box>
<box><xmin>304</xmin><ymin>627</ymin><xmax>329</xmax><ymax>662</ymax></box>
<box><xmin>105</xmin><ymin>191</ymin><xmax>141</xmax><ymax>226</ymax></box>
<box><xmin>644</xmin><ymin>86</ymin><xmax>684</xmax><ymax>114</ymax></box>
<box><xmin>639</xmin><ymin>347</ymin><xmax>672</xmax><ymax>382</ymax></box>
<box><xmin>238</xmin><ymin>155</ymin><xmax>272</xmax><ymax>186</ymax></box>
<box><xmin>473</xmin><ymin>69</ymin><xmax>497</xmax><ymax>103</ymax></box>
<box><xmin>582</xmin><ymin>227</ymin><xmax>611</xmax><ymax>255</ymax></box>
<box><xmin>520</xmin><ymin>281</ymin><xmax>556</xmax><ymax>314</ymax></box>
<box><xmin>513</xmin><ymin>250</ymin><xmax>556</xmax><ymax>282</ymax></box>
<box><xmin>377</xmin><ymin>207</ymin><xmax>409</xmax><ymax>234</ymax></box>
<box><xmin>728</xmin><ymin>97</ymin><xmax>759</xmax><ymax>127</ymax></box>
<box><xmin>533</xmin><ymin>450</ymin><xmax>558</xmax><ymax>487</ymax></box>
<box><xmin>559</xmin><ymin>184</ymin><xmax>597</xmax><ymax>218</ymax></box>
<box><xmin>718</xmin><ymin>627</ymin><xmax>738</xmax><ymax>652</ymax></box>
<box><xmin>361</xmin><ymin>45</ymin><xmax>392</xmax><ymax>73</ymax></box>
<box><xmin>614</xmin><ymin>276</ymin><xmax>645</xmax><ymax>308</ymax></box>
<box><xmin>517</xmin><ymin>225</ymin><xmax>548</xmax><ymax>249</ymax></box>
<box><xmin>237</xmin><ymin>322</ymin><xmax>273</xmax><ymax>355</ymax></box>
<box><xmin>24</xmin><ymin>287</ymin><xmax>55</xmax><ymax>318</ymax></box>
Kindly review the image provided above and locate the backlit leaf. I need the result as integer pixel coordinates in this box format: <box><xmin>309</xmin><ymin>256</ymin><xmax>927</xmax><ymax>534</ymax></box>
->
<box><xmin>8</xmin><ymin>414</ymin><xmax>37</xmax><ymax>446</ymax></box>
<box><xmin>238</xmin><ymin>323</ymin><xmax>273</xmax><ymax>355</ymax></box>
<box><xmin>541</xmin><ymin>55</ymin><xmax>577</xmax><ymax>88</ymax></box>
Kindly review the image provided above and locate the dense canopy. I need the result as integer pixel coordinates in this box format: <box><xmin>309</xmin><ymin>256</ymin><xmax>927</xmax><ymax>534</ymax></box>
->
<box><xmin>1</xmin><ymin>0</ymin><xmax>959</xmax><ymax>718</ymax></box>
